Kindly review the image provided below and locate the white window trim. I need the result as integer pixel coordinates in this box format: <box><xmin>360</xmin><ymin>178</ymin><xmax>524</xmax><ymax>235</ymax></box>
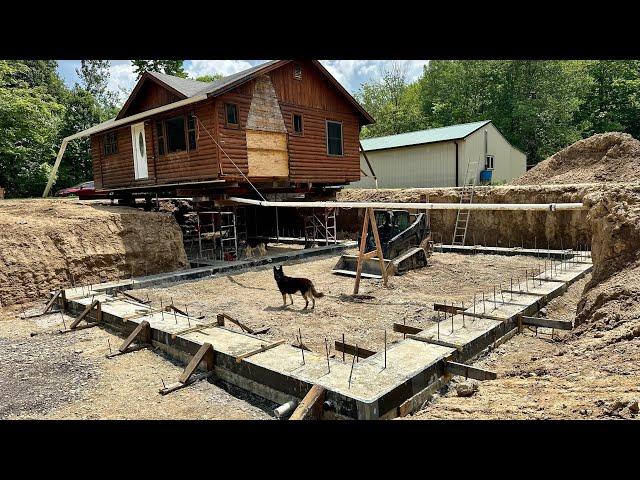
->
<box><xmin>326</xmin><ymin>120</ymin><xmax>344</xmax><ymax>157</ymax></box>
<box><xmin>485</xmin><ymin>154</ymin><xmax>495</xmax><ymax>170</ymax></box>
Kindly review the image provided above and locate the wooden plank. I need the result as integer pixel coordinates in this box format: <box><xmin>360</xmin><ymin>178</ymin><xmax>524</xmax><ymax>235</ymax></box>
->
<box><xmin>219</xmin><ymin>313</ymin><xmax>254</xmax><ymax>334</ymax></box>
<box><xmin>445</xmin><ymin>361</ymin><xmax>497</xmax><ymax>380</ymax></box>
<box><xmin>178</xmin><ymin>343</ymin><xmax>214</xmax><ymax>384</ymax></box>
<box><xmin>521</xmin><ymin>316</ymin><xmax>573</xmax><ymax>330</ymax></box>
<box><xmin>434</xmin><ymin>303</ymin><xmax>465</xmax><ymax>314</ymax></box>
<box><xmin>43</xmin><ymin>290</ymin><xmax>62</xmax><ymax>314</ymax></box>
<box><xmin>118</xmin><ymin>320</ymin><xmax>151</xmax><ymax>352</ymax></box>
<box><xmin>406</xmin><ymin>334</ymin><xmax>462</xmax><ymax>352</ymax></box>
<box><xmin>235</xmin><ymin>340</ymin><xmax>286</xmax><ymax>363</ymax></box>
<box><xmin>353</xmin><ymin>207</ymin><xmax>370</xmax><ymax>295</ymax></box>
<box><xmin>171</xmin><ymin>320</ymin><xmax>220</xmax><ymax>339</ymax></box>
<box><xmin>289</xmin><ymin>385</ymin><xmax>326</xmax><ymax>420</ymax></box>
<box><xmin>392</xmin><ymin>322</ymin><xmax>423</xmax><ymax>335</ymax></box>
<box><xmin>59</xmin><ymin>322</ymin><xmax>100</xmax><ymax>334</ymax></box>
<box><xmin>116</xmin><ymin>289</ymin><xmax>150</xmax><ymax>304</ymax></box>
<box><xmin>159</xmin><ymin>372</ymin><xmax>214</xmax><ymax>395</ymax></box>
<box><xmin>334</xmin><ymin>340</ymin><xmax>375</xmax><ymax>359</ymax></box>
<box><xmin>368</xmin><ymin>208</ymin><xmax>388</xmax><ymax>287</ymax></box>
<box><xmin>69</xmin><ymin>299</ymin><xmax>99</xmax><ymax>329</ymax></box>
<box><xmin>291</xmin><ymin>341</ymin><xmax>312</xmax><ymax>352</ymax></box>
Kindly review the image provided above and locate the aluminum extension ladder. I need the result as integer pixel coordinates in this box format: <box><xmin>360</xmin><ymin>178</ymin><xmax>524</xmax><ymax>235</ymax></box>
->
<box><xmin>452</xmin><ymin>160</ymin><xmax>480</xmax><ymax>246</ymax></box>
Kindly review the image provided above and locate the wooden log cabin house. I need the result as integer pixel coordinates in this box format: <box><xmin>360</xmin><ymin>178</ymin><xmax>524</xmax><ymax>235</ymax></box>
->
<box><xmin>87</xmin><ymin>60</ymin><xmax>375</xmax><ymax>201</ymax></box>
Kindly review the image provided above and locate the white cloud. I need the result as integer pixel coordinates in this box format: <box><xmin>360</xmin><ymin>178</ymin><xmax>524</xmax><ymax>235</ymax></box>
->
<box><xmin>107</xmin><ymin>61</ymin><xmax>138</xmax><ymax>103</ymax></box>
<box><xmin>320</xmin><ymin>60</ymin><xmax>429</xmax><ymax>93</ymax></box>
<box><xmin>186</xmin><ymin>60</ymin><xmax>256</xmax><ymax>79</ymax></box>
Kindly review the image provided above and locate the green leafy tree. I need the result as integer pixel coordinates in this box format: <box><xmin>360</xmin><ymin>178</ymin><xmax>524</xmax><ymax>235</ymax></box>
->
<box><xmin>0</xmin><ymin>61</ymin><xmax>64</xmax><ymax>197</ymax></box>
<box><xmin>195</xmin><ymin>73</ymin><xmax>224</xmax><ymax>82</ymax></box>
<box><xmin>576</xmin><ymin>60</ymin><xmax>640</xmax><ymax>138</ymax></box>
<box><xmin>356</xmin><ymin>62</ymin><xmax>424</xmax><ymax>138</ymax></box>
<box><xmin>131</xmin><ymin>60</ymin><xmax>187</xmax><ymax>79</ymax></box>
<box><xmin>76</xmin><ymin>60</ymin><xmax>118</xmax><ymax>112</ymax></box>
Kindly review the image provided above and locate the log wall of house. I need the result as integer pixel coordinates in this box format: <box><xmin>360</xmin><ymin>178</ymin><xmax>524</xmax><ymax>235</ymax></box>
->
<box><xmin>269</xmin><ymin>60</ymin><xmax>361</xmax><ymax>184</ymax></box>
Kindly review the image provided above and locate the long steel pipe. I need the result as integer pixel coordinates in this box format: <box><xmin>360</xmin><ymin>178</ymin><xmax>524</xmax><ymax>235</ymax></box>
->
<box><xmin>228</xmin><ymin>197</ymin><xmax>586</xmax><ymax>211</ymax></box>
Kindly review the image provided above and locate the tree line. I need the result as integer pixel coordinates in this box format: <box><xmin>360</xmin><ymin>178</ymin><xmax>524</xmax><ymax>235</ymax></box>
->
<box><xmin>356</xmin><ymin>60</ymin><xmax>640</xmax><ymax>164</ymax></box>
<box><xmin>0</xmin><ymin>60</ymin><xmax>221</xmax><ymax>198</ymax></box>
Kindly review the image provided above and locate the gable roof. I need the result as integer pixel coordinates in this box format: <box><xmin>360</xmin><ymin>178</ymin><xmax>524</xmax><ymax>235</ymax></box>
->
<box><xmin>116</xmin><ymin>60</ymin><xmax>374</xmax><ymax>124</ymax></box>
<box><xmin>360</xmin><ymin>120</ymin><xmax>492</xmax><ymax>152</ymax></box>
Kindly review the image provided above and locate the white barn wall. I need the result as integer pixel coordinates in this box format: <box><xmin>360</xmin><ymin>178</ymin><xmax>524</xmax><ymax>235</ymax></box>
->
<box><xmin>349</xmin><ymin>142</ymin><xmax>457</xmax><ymax>189</ymax></box>
<box><xmin>349</xmin><ymin>122</ymin><xmax>527</xmax><ymax>189</ymax></box>
<box><xmin>458</xmin><ymin>123</ymin><xmax>526</xmax><ymax>185</ymax></box>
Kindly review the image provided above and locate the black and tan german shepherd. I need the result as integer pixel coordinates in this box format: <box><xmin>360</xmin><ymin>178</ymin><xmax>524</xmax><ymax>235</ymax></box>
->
<box><xmin>273</xmin><ymin>265</ymin><xmax>324</xmax><ymax>309</ymax></box>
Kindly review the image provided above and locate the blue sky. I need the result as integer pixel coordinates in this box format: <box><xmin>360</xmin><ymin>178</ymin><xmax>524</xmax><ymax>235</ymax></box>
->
<box><xmin>57</xmin><ymin>60</ymin><xmax>429</xmax><ymax>103</ymax></box>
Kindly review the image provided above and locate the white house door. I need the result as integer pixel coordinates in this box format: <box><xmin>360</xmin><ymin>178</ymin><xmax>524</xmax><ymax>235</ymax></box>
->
<box><xmin>131</xmin><ymin>122</ymin><xmax>148</xmax><ymax>180</ymax></box>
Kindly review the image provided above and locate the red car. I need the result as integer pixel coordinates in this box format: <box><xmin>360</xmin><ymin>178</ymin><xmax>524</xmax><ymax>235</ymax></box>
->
<box><xmin>55</xmin><ymin>181</ymin><xmax>110</xmax><ymax>200</ymax></box>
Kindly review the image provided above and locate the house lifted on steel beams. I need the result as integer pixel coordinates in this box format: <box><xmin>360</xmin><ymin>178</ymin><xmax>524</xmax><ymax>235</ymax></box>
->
<box><xmin>45</xmin><ymin>60</ymin><xmax>375</xmax><ymax>201</ymax></box>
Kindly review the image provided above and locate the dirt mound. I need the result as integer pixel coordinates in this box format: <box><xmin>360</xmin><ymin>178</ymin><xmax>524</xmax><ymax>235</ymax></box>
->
<box><xmin>0</xmin><ymin>199</ymin><xmax>189</xmax><ymax>305</ymax></box>
<box><xmin>512</xmin><ymin>132</ymin><xmax>640</xmax><ymax>185</ymax></box>
<box><xmin>572</xmin><ymin>186</ymin><xmax>640</xmax><ymax>343</ymax></box>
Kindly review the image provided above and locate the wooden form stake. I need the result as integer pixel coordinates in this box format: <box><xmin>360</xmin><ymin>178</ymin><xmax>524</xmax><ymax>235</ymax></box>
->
<box><xmin>62</xmin><ymin>299</ymin><xmax>101</xmax><ymax>332</ymax></box>
<box><xmin>107</xmin><ymin>320</ymin><xmax>151</xmax><ymax>358</ymax></box>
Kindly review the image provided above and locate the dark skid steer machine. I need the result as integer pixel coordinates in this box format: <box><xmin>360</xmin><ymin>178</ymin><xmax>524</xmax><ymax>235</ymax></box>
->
<box><xmin>332</xmin><ymin>209</ymin><xmax>433</xmax><ymax>279</ymax></box>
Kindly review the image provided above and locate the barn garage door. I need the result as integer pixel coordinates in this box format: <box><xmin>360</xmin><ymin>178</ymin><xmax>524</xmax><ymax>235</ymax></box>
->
<box><xmin>246</xmin><ymin>74</ymin><xmax>289</xmax><ymax>178</ymax></box>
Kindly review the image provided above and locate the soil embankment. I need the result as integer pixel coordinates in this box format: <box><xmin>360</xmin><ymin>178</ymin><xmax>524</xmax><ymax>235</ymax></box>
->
<box><xmin>0</xmin><ymin>199</ymin><xmax>189</xmax><ymax>305</ymax></box>
<box><xmin>512</xmin><ymin>132</ymin><xmax>640</xmax><ymax>185</ymax></box>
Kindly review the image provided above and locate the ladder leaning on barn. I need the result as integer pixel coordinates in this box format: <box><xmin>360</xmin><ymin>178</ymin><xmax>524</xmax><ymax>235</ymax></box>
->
<box><xmin>452</xmin><ymin>160</ymin><xmax>480</xmax><ymax>246</ymax></box>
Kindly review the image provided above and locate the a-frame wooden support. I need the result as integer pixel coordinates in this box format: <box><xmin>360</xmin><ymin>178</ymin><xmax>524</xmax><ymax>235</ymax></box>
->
<box><xmin>159</xmin><ymin>342</ymin><xmax>215</xmax><ymax>395</ymax></box>
<box><xmin>60</xmin><ymin>299</ymin><xmax>101</xmax><ymax>333</ymax></box>
<box><xmin>354</xmin><ymin>207</ymin><xmax>388</xmax><ymax>295</ymax></box>
<box><xmin>106</xmin><ymin>320</ymin><xmax>151</xmax><ymax>358</ymax></box>
<box><xmin>290</xmin><ymin>384</ymin><xmax>327</xmax><ymax>420</ymax></box>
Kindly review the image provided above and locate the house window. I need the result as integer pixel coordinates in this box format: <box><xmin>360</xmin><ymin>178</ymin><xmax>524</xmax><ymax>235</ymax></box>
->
<box><xmin>225</xmin><ymin>103</ymin><xmax>239</xmax><ymax>126</ymax></box>
<box><xmin>165</xmin><ymin>116</ymin><xmax>187</xmax><ymax>153</ymax></box>
<box><xmin>485</xmin><ymin>154</ymin><xmax>494</xmax><ymax>170</ymax></box>
<box><xmin>156</xmin><ymin>121</ymin><xmax>165</xmax><ymax>155</ymax></box>
<box><xmin>293</xmin><ymin>64</ymin><xmax>302</xmax><ymax>80</ymax></box>
<box><xmin>326</xmin><ymin>120</ymin><xmax>343</xmax><ymax>156</ymax></box>
<box><xmin>102</xmin><ymin>131</ymin><xmax>118</xmax><ymax>156</ymax></box>
<box><xmin>187</xmin><ymin>113</ymin><xmax>197</xmax><ymax>150</ymax></box>
<box><xmin>293</xmin><ymin>114</ymin><xmax>303</xmax><ymax>135</ymax></box>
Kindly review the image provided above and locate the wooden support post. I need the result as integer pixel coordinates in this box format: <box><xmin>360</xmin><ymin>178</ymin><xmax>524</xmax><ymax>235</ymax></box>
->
<box><xmin>353</xmin><ymin>208</ymin><xmax>389</xmax><ymax>294</ymax></box>
<box><xmin>353</xmin><ymin>208</ymin><xmax>370</xmax><ymax>295</ymax></box>
<box><xmin>159</xmin><ymin>343</ymin><xmax>215</xmax><ymax>395</ymax></box>
<box><xmin>368</xmin><ymin>208</ymin><xmax>388</xmax><ymax>288</ymax></box>
<box><xmin>334</xmin><ymin>340</ymin><xmax>376</xmax><ymax>359</ymax></box>
<box><xmin>289</xmin><ymin>384</ymin><xmax>326</xmax><ymax>420</ymax></box>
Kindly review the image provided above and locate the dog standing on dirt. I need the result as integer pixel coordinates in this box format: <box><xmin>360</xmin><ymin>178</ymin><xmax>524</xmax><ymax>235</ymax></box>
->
<box><xmin>273</xmin><ymin>265</ymin><xmax>324</xmax><ymax>309</ymax></box>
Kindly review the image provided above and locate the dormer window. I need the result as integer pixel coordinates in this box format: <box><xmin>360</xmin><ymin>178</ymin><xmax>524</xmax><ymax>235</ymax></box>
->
<box><xmin>293</xmin><ymin>64</ymin><xmax>302</xmax><ymax>80</ymax></box>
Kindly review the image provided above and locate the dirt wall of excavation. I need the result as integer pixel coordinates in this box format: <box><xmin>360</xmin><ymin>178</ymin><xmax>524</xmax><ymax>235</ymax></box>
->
<box><xmin>0</xmin><ymin>199</ymin><xmax>189</xmax><ymax>306</ymax></box>
<box><xmin>337</xmin><ymin>185</ymin><xmax>600</xmax><ymax>249</ymax></box>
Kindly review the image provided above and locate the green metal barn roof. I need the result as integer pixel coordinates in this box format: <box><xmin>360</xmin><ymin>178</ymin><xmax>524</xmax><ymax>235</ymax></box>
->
<box><xmin>360</xmin><ymin>120</ymin><xmax>492</xmax><ymax>152</ymax></box>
